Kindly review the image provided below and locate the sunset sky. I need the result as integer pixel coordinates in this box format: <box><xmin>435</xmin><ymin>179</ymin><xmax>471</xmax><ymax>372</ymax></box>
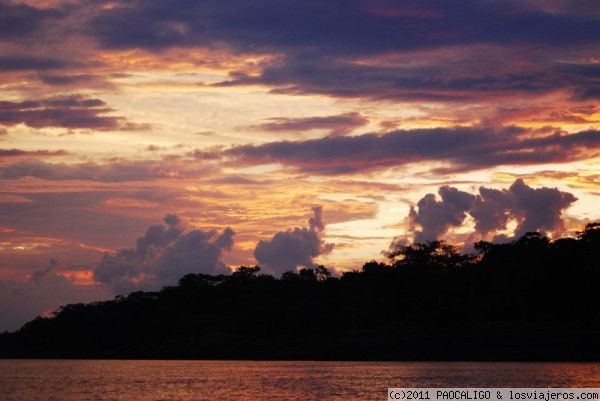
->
<box><xmin>1</xmin><ymin>0</ymin><xmax>599</xmax><ymax>331</ymax></box>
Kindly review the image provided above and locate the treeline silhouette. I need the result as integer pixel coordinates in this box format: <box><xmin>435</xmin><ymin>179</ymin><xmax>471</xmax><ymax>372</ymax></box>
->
<box><xmin>1</xmin><ymin>223</ymin><xmax>600</xmax><ymax>360</ymax></box>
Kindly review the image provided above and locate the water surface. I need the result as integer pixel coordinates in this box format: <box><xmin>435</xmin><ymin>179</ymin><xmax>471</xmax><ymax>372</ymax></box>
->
<box><xmin>1</xmin><ymin>360</ymin><xmax>599</xmax><ymax>400</ymax></box>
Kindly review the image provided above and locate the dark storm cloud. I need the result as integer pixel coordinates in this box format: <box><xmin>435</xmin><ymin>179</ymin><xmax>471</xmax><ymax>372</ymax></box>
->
<box><xmin>223</xmin><ymin>127</ymin><xmax>600</xmax><ymax>175</ymax></box>
<box><xmin>93</xmin><ymin>214</ymin><xmax>235</xmax><ymax>294</ymax></box>
<box><xmin>254</xmin><ymin>206</ymin><xmax>334</xmax><ymax>276</ymax></box>
<box><xmin>0</xmin><ymin>94</ymin><xmax>149</xmax><ymax>131</ymax></box>
<box><xmin>247</xmin><ymin>112</ymin><xmax>369</xmax><ymax>137</ymax></box>
<box><xmin>406</xmin><ymin>179</ymin><xmax>577</xmax><ymax>243</ymax></box>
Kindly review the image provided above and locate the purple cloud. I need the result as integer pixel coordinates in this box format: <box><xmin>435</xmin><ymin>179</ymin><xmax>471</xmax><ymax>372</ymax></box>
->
<box><xmin>0</xmin><ymin>94</ymin><xmax>150</xmax><ymax>131</ymax></box>
<box><xmin>409</xmin><ymin>186</ymin><xmax>476</xmax><ymax>243</ymax></box>
<box><xmin>247</xmin><ymin>112</ymin><xmax>369</xmax><ymax>137</ymax></box>
<box><xmin>254</xmin><ymin>206</ymin><xmax>334</xmax><ymax>276</ymax></box>
<box><xmin>405</xmin><ymin>179</ymin><xmax>577</xmax><ymax>243</ymax></box>
<box><xmin>0</xmin><ymin>56</ymin><xmax>65</xmax><ymax>72</ymax></box>
<box><xmin>222</xmin><ymin>127</ymin><xmax>600</xmax><ymax>175</ymax></box>
<box><xmin>0</xmin><ymin>149</ymin><xmax>69</xmax><ymax>158</ymax></box>
<box><xmin>0</xmin><ymin>2</ymin><xmax>61</xmax><ymax>40</ymax></box>
<box><xmin>93</xmin><ymin>214</ymin><xmax>235</xmax><ymax>294</ymax></box>
<box><xmin>0</xmin><ymin>158</ymin><xmax>215</xmax><ymax>182</ymax></box>
<box><xmin>2</xmin><ymin>1</ymin><xmax>597</xmax><ymax>105</ymax></box>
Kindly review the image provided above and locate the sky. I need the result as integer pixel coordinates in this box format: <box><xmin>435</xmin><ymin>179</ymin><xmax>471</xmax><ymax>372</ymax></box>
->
<box><xmin>1</xmin><ymin>0</ymin><xmax>599</xmax><ymax>331</ymax></box>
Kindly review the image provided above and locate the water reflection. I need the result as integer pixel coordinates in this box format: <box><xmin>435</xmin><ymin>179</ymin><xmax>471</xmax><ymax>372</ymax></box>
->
<box><xmin>1</xmin><ymin>360</ymin><xmax>599</xmax><ymax>401</ymax></box>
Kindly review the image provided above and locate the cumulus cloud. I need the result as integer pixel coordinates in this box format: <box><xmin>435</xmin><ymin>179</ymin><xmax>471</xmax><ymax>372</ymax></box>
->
<box><xmin>0</xmin><ymin>258</ymin><xmax>112</xmax><ymax>332</ymax></box>
<box><xmin>254</xmin><ymin>206</ymin><xmax>334</xmax><ymax>276</ymax></box>
<box><xmin>508</xmin><ymin>178</ymin><xmax>578</xmax><ymax>237</ymax></box>
<box><xmin>469</xmin><ymin>187</ymin><xmax>515</xmax><ymax>237</ymax></box>
<box><xmin>409</xmin><ymin>186</ymin><xmax>476</xmax><ymax>243</ymax></box>
<box><xmin>93</xmin><ymin>214</ymin><xmax>235</xmax><ymax>294</ymax></box>
<box><xmin>405</xmin><ymin>179</ymin><xmax>577</xmax><ymax>243</ymax></box>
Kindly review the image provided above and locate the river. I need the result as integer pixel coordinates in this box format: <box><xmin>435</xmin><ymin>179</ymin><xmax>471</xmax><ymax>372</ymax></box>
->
<box><xmin>1</xmin><ymin>360</ymin><xmax>599</xmax><ymax>400</ymax></box>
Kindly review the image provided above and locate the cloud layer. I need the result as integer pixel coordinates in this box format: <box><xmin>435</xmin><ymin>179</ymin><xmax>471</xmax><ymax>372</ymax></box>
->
<box><xmin>247</xmin><ymin>112</ymin><xmax>369</xmax><ymax>137</ymax></box>
<box><xmin>223</xmin><ymin>127</ymin><xmax>600</xmax><ymax>175</ymax></box>
<box><xmin>0</xmin><ymin>95</ymin><xmax>148</xmax><ymax>131</ymax></box>
<box><xmin>2</xmin><ymin>0</ymin><xmax>598</xmax><ymax>104</ymax></box>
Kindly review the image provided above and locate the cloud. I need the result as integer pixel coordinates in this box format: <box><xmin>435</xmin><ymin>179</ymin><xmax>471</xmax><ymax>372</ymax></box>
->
<box><xmin>2</xmin><ymin>1</ymin><xmax>597</xmax><ymax>106</ymax></box>
<box><xmin>36</xmin><ymin>74</ymin><xmax>117</xmax><ymax>90</ymax></box>
<box><xmin>93</xmin><ymin>214</ymin><xmax>235</xmax><ymax>294</ymax></box>
<box><xmin>1</xmin><ymin>1</ymin><xmax>597</xmax><ymax>107</ymax></box>
<box><xmin>409</xmin><ymin>186</ymin><xmax>476</xmax><ymax>243</ymax></box>
<box><xmin>508</xmin><ymin>178</ymin><xmax>578</xmax><ymax>237</ymax></box>
<box><xmin>0</xmin><ymin>94</ymin><xmax>150</xmax><ymax>131</ymax></box>
<box><xmin>247</xmin><ymin>112</ymin><xmax>369</xmax><ymax>137</ymax></box>
<box><xmin>254</xmin><ymin>206</ymin><xmax>334</xmax><ymax>276</ymax></box>
<box><xmin>223</xmin><ymin>126</ymin><xmax>600</xmax><ymax>175</ymax></box>
<box><xmin>573</xmin><ymin>85</ymin><xmax>600</xmax><ymax>101</ymax></box>
<box><xmin>405</xmin><ymin>179</ymin><xmax>577</xmax><ymax>243</ymax></box>
<box><xmin>0</xmin><ymin>258</ymin><xmax>111</xmax><ymax>332</ymax></box>
<box><xmin>0</xmin><ymin>158</ymin><xmax>214</xmax><ymax>182</ymax></box>
<box><xmin>38</xmin><ymin>74</ymin><xmax>97</xmax><ymax>85</ymax></box>
<box><xmin>0</xmin><ymin>149</ymin><xmax>69</xmax><ymax>158</ymax></box>
<box><xmin>469</xmin><ymin>187</ymin><xmax>515</xmax><ymax>237</ymax></box>
<box><xmin>86</xmin><ymin>1</ymin><xmax>598</xmax><ymax>53</ymax></box>
<box><xmin>0</xmin><ymin>190</ymin><xmax>161</xmax><ymax>260</ymax></box>
<box><xmin>220</xmin><ymin>54</ymin><xmax>591</xmax><ymax>103</ymax></box>
<box><xmin>0</xmin><ymin>2</ymin><xmax>60</xmax><ymax>40</ymax></box>
<box><xmin>0</xmin><ymin>56</ymin><xmax>65</xmax><ymax>72</ymax></box>
<box><xmin>523</xmin><ymin>0</ymin><xmax>600</xmax><ymax>16</ymax></box>
<box><xmin>69</xmin><ymin>0</ymin><xmax>597</xmax><ymax>104</ymax></box>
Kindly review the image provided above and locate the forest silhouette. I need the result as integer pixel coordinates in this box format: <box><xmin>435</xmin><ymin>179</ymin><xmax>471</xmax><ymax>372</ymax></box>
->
<box><xmin>1</xmin><ymin>223</ymin><xmax>599</xmax><ymax>360</ymax></box>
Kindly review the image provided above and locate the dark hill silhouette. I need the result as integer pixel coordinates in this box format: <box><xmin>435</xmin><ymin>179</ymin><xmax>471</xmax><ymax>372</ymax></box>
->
<box><xmin>1</xmin><ymin>223</ymin><xmax>600</xmax><ymax>360</ymax></box>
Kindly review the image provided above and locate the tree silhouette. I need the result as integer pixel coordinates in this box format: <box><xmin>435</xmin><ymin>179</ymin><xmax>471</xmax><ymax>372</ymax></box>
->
<box><xmin>1</xmin><ymin>224</ymin><xmax>600</xmax><ymax>361</ymax></box>
<box><xmin>387</xmin><ymin>240</ymin><xmax>476</xmax><ymax>270</ymax></box>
